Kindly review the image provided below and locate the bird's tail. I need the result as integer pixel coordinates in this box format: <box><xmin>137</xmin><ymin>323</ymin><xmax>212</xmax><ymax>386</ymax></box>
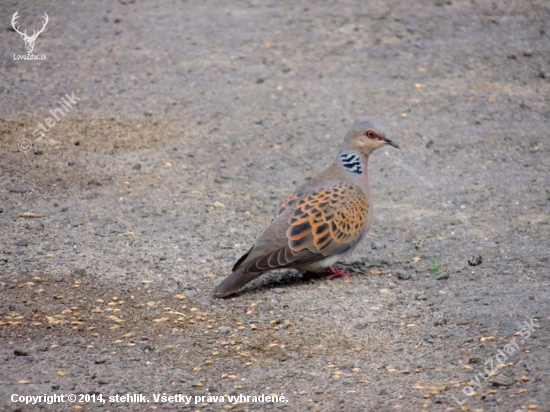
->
<box><xmin>212</xmin><ymin>269</ymin><xmax>263</xmax><ymax>298</ymax></box>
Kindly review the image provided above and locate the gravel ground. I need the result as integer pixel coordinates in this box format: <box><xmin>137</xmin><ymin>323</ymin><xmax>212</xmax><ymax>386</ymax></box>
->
<box><xmin>1</xmin><ymin>0</ymin><xmax>549</xmax><ymax>411</ymax></box>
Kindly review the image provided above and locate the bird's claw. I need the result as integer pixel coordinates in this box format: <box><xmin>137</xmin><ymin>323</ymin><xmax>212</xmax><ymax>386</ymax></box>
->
<box><xmin>322</xmin><ymin>267</ymin><xmax>356</xmax><ymax>279</ymax></box>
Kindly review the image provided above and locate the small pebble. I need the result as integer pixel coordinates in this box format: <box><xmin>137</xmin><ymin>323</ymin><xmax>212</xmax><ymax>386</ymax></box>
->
<box><xmin>435</xmin><ymin>273</ymin><xmax>449</xmax><ymax>280</ymax></box>
<box><xmin>183</xmin><ymin>288</ymin><xmax>198</xmax><ymax>299</ymax></box>
<box><xmin>16</xmin><ymin>239</ymin><xmax>28</xmax><ymax>247</ymax></box>
<box><xmin>468</xmin><ymin>255</ymin><xmax>482</xmax><ymax>266</ymax></box>
<box><xmin>490</xmin><ymin>375</ymin><xmax>514</xmax><ymax>387</ymax></box>
<box><xmin>396</xmin><ymin>269</ymin><xmax>410</xmax><ymax>280</ymax></box>
<box><xmin>163</xmin><ymin>280</ymin><xmax>179</xmax><ymax>293</ymax></box>
<box><xmin>212</xmin><ymin>201</ymin><xmax>225</xmax><ymax>209</ymax></box>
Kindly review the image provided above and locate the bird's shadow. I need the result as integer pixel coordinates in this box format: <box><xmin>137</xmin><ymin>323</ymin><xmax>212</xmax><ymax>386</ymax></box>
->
<box><xmin>218</xmin><ymin>264</ymin><xmax>365</xmax><ymax>298</ymax></box>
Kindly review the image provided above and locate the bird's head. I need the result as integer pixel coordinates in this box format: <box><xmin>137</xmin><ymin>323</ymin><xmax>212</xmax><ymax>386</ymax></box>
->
<box><xmin>343</xmin><ymin>120</ymin><xmax>399</xmax><ymax>155</ymax></box>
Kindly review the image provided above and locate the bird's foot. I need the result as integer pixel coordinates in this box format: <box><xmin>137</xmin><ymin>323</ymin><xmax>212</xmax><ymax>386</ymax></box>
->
<box><xmin>321</xmin><ymin>267</ymin><xmax>356</xmax><ymax>279</ymax></box>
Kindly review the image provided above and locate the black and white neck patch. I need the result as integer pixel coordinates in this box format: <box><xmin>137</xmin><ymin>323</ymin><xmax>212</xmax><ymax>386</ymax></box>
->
<box><xmin>339</xmin><ymin>151</ymin><xmax>363</xmax><ymax>175</ymax></box>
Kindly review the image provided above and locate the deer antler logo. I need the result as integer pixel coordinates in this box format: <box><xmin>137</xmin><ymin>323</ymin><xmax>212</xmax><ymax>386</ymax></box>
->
<box><xmin>12</xmin><ymin>11</ymin><xmax>49</xmax><ymax>54</ymax></box>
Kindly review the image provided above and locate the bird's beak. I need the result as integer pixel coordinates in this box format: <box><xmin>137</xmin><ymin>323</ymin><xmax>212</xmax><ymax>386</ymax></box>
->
<box><xmin>384</xmin><ymin>138</ymin><xmax>399</xmax><ymax>149</ymax></box>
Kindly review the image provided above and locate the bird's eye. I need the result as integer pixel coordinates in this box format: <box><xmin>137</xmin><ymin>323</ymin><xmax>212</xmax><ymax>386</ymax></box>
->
<box><xmin>365</xmin><ymin>130</ymin><xmax>376</xmax><ymax>139</ymax></box>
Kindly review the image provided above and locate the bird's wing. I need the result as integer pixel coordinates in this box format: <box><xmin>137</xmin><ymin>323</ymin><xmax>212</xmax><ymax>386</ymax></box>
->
<box><xmin>235</xmin><ymin>182</ymin><xmax>370</xmax><ymax>273</ymax></box>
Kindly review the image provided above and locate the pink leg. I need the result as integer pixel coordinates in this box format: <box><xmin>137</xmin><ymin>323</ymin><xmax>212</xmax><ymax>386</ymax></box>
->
<box><xmin>320</xmin><ymin>267</ymin><xmax>356</xmax><ymax>279</ymax></box>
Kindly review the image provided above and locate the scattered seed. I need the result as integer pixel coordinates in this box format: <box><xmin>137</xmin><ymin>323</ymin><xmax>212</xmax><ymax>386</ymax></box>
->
<box><xmin>520</xmin><ymin>376</ymin><xmax>531</xmax><ymax>382</ymax></box>
<box><xmin>480</xmin><ymin>336</ymin><xmax>495</xmax><ymax>342</ymax></box>
<box><xmin>19</xmin><ymin>212</ymin><xmax>42</xmax><ymax>218</ymax></box>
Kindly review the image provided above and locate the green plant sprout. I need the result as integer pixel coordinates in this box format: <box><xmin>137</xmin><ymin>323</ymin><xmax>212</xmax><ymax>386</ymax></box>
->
<box><xmin>429</xmin><ymin>255</ymin><xmax>447</xmax><ymax>275</ymax></box>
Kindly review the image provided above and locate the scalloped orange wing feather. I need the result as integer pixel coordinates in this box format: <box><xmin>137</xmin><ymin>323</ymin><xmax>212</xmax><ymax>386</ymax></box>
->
<box><xmin>284</xmin><ymin>183</ymin><xmax>369</xmax><ymax>256</ymax></box>
<box><xmin>234</xmin><ymin>183</ymin><xmax>369</xmax><ymax>273</ymax></box>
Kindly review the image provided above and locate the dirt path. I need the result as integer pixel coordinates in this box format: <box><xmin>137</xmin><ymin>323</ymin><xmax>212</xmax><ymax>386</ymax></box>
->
<box><xmin>1</xmin><ymin>0</ymin><xmax>549</xmax><ymax>411</ymax></box>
